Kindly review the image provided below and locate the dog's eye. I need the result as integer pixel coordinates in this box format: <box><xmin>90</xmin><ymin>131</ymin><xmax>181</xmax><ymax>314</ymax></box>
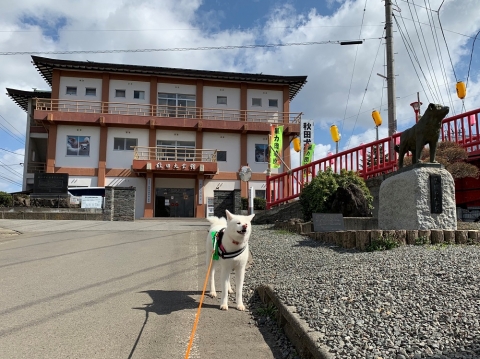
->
<box><xmin>237</xmin><ymin>222</ymin><xmax>241</xmax><ymax>225</ymax></box>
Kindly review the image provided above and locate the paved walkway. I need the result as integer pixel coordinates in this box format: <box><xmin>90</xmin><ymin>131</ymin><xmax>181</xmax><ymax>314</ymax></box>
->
<box><xmin>0</xmin><ymin>219</ymin><xmax>281</xmax><ymax>359</ymax></box>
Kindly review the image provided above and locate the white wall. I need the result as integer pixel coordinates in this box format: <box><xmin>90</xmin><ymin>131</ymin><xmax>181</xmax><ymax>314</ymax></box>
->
<box><xmin>109</xmin><ymin>79</ymin><xmax>150</xmax><ymax>115</ymax></box>
<box><xmin>106</xmin><ymin>127</ymin><xmax>149</xmax><ymax>168</ymax></box>
<box><xmin>58</xmin><ymin>76</ymin><xmax>102</xmax><ymax>101</ymax></box>
<box><xmin>68</xmin><ymin>176</ymin><xmax>98</xmax><ymax>187</ymax></box>
<box><xmin>155</xmin><ymin>178</ymin><xmax>195</xmax><ymax>189</ymax></box>
<box><xmin>156</xmin><ymin>129</ymin><xmax>196</xmax><ymax>142</ymax></box>
<box><xmin>203</xmin><ymin>86</ymin><xmax>240</xmax><ymax>120</ymax></box>
<box><xmin>105</xmin><ymin>177</ymin><xmax>145</xmax><ymax>219</ymax></box>
<box><xmin>247</xmin><ymin>133</ymin><xmax>279</xmax><ymax>174</ymax></box>
<box><xmin>203</xmin><ymin>132</ymin><xmax>240</xmax><ymax>172</ymax></box>
<box><xmin>157</xmin><ymin>83</ymin><xmax>196</xmax><ymax>95</ymax></box>
<box><xmin>247</xmin><ymin>89</ymin><xmax>283</xmax><ymax>123</ymax></box>
<box><xmin>204</xmin><ymin>179</ymin><xmax>240</xmax><ymax>199</ymax></box>
<box><xmin>55</xmin><ymin>125</ymin><xmax>100</xmax><ymax>168</ymax></box>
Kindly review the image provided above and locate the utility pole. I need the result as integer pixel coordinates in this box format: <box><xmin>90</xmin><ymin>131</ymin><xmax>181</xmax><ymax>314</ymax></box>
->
<box><xmin>385</xmin><ymin>0</ymin><xmax>396</xmax><ymax>156</ymax></box>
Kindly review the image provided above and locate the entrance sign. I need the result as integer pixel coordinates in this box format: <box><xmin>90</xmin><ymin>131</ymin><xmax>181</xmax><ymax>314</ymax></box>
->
<box><xmin>33</xmin><ymin>173</ymin><xmax>68</xmax><ymax>196</ymax></box>
<box><xmin>81</xmin><ymin>196</ymin><xmax>103</xmax><ymax>209</ymax></box>
<box><xmin>198</xmin><ymin>179</ymin><xmax>204</xmax><ymax>205</ymax></box>
<box><xmin>146</xmin><ymin>178</ymin><xmax>152</xmax><ymax>204</ymax></box>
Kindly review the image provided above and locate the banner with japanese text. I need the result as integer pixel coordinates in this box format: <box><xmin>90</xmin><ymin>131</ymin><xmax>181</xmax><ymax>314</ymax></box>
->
<box><xmin>302</xmin><ymin>143</ymin><xmax>315</xmax><ymax>166</ymax></box>
<box><xmin>300</xmin><ymin>120</ymin><xmax>314</xmax><ymax>163</ymax></box>
<box><xmin>269</xmin><ymin>125</ymin><xmax>283</xmax><ymax>169</ymax></box>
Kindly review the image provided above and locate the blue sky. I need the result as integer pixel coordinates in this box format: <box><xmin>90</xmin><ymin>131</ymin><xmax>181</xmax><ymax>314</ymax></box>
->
<box><xmin>0</xmin><ymin>0</ymin><xmax>479</xmax><ymax>192</ymax></box>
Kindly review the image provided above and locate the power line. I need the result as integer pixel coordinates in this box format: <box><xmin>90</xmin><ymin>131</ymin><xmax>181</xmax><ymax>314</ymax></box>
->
<box><xmin>0</xmin><ymin>39</ymin><xmax>380</xmax><ymax>56</ymax></box>
<box><xmin>0</xmin><ymin>148</ymin><xmax>24</xmax><ymax>156</ymax></box>
<box><xmin>437</xmin><ymin>4</ymin><xmax>458</xmax><ymax>81</ymax></box>
<box><xmin>395</xmin><ymin>15</ymin><xmax>476</xmax><ymax>39</ymax></box>
<box><xmin>0</xmin><ymin>113</ymin><xmax>26</xmax><ymax>140</ymax></box>
<box><xmin>340</xmin><ymin>0</ymin><xmax>369</xmax><ymax>135</ymax></box>
<box><xmin>0</xmin><ymin>24</ymin><xmax>386</xmax><ymax>33</ymax></box>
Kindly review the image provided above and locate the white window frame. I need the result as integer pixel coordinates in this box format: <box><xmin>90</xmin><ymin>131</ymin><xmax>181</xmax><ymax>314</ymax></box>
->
<box><xmin>115</xmin><ymin>89</ymin><xmax>126</xmax><ymax>98</ymax></box>
<box><xmin>113</xmin><ymin>137</ymin><xmax>138</xmax><ymax>151</ymax></box>
<box><xmin>252</xmin><ymin>98</ymin><xmax>262</xmax><ymax>107</ymax></box>
<box><xmin>268</xmin><ymin>99</ymin><xmax>278</xmax><ymax>107</ymax></box>
<box><xmin>85</xmin><ymin>87</ymin><xmax>96</xmax><ymax>96</ymax></box>
<box><xmin>134</xmin><ymin>90</ymin><xmax>145</xmax><ymax>100</ymax></box>
<box><xmin>217</xmin><ymin>150</ymin><xmax>227</xmax><ymax>162</ymax></box>
<box><xmin>217</xmin><ymin>96</ymin><xmax>227</xmax><ymax>105</ymax></box>
<box><xmin>66</xmin><ymin>86</ymin><xmax>77</xmax><ymax>95</ymax></box>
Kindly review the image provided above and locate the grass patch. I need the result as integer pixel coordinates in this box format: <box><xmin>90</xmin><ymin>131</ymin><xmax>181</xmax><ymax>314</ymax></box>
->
<box><xmin>415</xmin><ymin>236</ymin><xmax>429</xmax><ymax>245</ymax></box>
<box><xmin>366</xmin><ymin>236</ymin><xmax>400</xmax><ymax>252</ymax></box>
<box><xmin>275</xmin><ymin>229</ymin><xmax>293</xmax><ymax>235</ymax></box>
<box><xmin>255</xmin><ymin>303</ymin><xmax>278</xmax><ymax>319</ymax></box>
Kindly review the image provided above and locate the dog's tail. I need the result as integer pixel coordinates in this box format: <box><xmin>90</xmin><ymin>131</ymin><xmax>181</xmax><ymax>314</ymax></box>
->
<box><xmin>394</xmin><ymin>144</ymin><xmax>400</xmax><ymax>153</ymax></box>
<box><xmin>206</xmin><ymin>216</ymin><xmax>227</xmax><ymax>228</ymax></box>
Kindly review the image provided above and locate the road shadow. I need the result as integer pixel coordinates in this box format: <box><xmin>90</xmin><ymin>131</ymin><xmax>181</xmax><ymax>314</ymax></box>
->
<box><xmin>132</xmin><ymin>289</ymin><xmax>218</xmax><ymax>315</ymax></box>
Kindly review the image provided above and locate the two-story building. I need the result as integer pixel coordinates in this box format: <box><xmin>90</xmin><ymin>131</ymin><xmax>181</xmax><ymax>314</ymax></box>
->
<box><xmin>7</xmin><ymin>56</ymin><xmax>307</xmax><ymax>218</ymax></box>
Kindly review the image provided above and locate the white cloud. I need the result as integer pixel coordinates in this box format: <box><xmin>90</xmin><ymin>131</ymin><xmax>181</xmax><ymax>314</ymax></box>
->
<box><xmin>0</xmin><ymin>0</ymin><xmax>479</xmax><ymax>192</ymax></box>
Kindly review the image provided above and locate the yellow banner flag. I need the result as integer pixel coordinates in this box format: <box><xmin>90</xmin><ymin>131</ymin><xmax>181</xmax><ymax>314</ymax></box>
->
<box><xmin>269</xmin><ymin>125</ymin><xmax>283</xmax><ymax>168</ymax></box>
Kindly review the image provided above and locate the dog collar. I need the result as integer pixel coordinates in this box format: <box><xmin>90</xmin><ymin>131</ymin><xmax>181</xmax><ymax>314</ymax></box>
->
<box><xmin>212</xmin><ymin>228</ymin><xmax>246</xmax><ymax>260</ymax></box>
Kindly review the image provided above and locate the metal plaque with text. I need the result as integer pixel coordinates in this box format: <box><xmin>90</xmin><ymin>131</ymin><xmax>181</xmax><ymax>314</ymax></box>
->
<box><xmin>429</xmin><ymin>174</ymin><xmax>443</xmax><ymax>214</ymax></box>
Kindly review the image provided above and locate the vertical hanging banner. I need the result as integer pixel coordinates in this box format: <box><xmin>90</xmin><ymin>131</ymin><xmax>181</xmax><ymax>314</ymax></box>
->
<box><xmin>302</xmin><ymin>143</ymin><xmax>316</xmax><ymax>166</ymax></box>
<box><xmin>269</xmin><ymin>125</ymin><xmax>283</xmax><ymax>169</ymax></box>
<box><xmin>300</xmin><ymin>120</ymin><xmax>314</xmax><ymax>162</ymax></box>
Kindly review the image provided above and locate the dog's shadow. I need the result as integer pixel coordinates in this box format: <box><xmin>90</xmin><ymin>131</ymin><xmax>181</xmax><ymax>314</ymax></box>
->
<box><xmin>132</xmin><ymin>290</ymin><xmax>218</xmax><ymax>316</ymax></box>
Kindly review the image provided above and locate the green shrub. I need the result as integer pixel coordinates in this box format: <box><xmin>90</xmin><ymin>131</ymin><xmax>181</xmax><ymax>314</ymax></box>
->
<box><xmin>241</xmin><ymin>197</ymin><xmax>248</xmax><ymax>210</ymax></box>
<box><xmin>254</xmin><ymin>197</ymin><xmax>266</xmax><ymax>210</ymax></box>
<box><xmin>366</xmin><ymin>236</ymin><xmax>400</xmax><ymax>252</ymax></box>
<box><xmin>299</xmin><ymin>168</ymin><xmax>372</xmax><ymax>221</ymax></box>
<box><xmin>0</xmin><ymin>191</ymin><xmax>13</xmax><ymax>207</ymax></box>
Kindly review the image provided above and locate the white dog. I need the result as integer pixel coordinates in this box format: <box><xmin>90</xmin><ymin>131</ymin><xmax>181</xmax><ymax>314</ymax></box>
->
<box><xmin>206</xmin><ymin>210</ymin><xmax>255</xmax><ymax>311</ymax></box>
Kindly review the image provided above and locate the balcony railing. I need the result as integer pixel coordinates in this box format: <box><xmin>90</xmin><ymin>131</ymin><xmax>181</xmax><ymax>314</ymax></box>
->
<box><xmin>134</xmin><ymin>146</ymin><xmax>217</xmax><ymax>162</ymax></box>
<box><xmin>27</xmin><ymin>162</ymin><xmax>46</xmax><ymax>173</ymax></box>
<box><xmin>35</xmin><ymin>98</ymin><xmax>302</xmax><ymax>124</ymax></box>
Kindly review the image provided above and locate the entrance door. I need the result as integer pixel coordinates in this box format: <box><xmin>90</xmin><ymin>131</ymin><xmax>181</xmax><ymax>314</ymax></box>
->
<box><xmin>155</xmin><ymin>188</ymin><xmax>195</xmax><ymax>217</ymax></box>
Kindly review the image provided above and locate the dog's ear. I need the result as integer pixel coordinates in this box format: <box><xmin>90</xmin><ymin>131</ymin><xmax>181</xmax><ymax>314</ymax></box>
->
<box><xmin>429</xmin><ymin>103</ymin><xmax>435</xmax><ymax>110</ymax></box>
<box><xmin>248</xmin><ymin>213</ymin><xmax>255</xmax><ymax>221</ymax></box>
<box><xmin>225</xmin><ymin>210</ymin><xmax>234</xmax><ymax>220</ymax></box>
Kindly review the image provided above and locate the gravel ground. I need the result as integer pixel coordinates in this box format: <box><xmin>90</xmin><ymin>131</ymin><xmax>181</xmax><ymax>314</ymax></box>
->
<box><xmin>244</xmin><ymin>225</ymin><xmax>480</xmax><ymax>359</ymax></box>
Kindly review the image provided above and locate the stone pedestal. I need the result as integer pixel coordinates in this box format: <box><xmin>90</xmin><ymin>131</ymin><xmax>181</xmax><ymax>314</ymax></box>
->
<box><xmin>378</xmin><ymin>164</ymin><xmax>457</xmax><ymax>230</ymax></box>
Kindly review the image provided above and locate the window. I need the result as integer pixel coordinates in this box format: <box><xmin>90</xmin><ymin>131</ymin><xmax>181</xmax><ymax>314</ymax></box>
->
<box><xmin>66</xmin><ymin>135</ymin><xmax>90</xmax><ymax>156</ymax></box>
<box><xmin>252</xmin><ymin>98</ymin><xmax>262</xmax><ymax>106</ymax></box>
<box><xmin>254</xmin><ymin>144</ymin><xmax>269</xmax><ymax>163</ymax></box>
<box><xmin>134</xmin><ymin>90</ymin><xmax>145</xmax><ymax>100</ymax></box>
<box><xmin>113</xmin><ymin>137</ymin><xmax>138</xmax><ymax>151</ymax></box>
<box><xmin>269</xmin><ymin>99</ymin><xmax>278</xmax><ymax>107</ymax></box>
<box><xmin>217</xmin><ymin>96</ymin><xmax>227</xmax><ymax>105</ymax></box>
<box><xmin>158</xmin><ymin>93</ymin><xmax>196</xmax><ymax>118</ymax></box>
<box><xmin>156</xmin><ymin>140</ymin><xmax>196</xmax><ymax>161</ymax></box>
<box><xmin>85</xmin><ymin>88</ymin><xmax>96</xmax><ymax>96</ymax></box>
<box><xmin>66</xmin><ymin>86</ymin><xmax>77</xmax><ymax>95</ymax></box>
<box><xmin>255</xmin><ymin>190</ymin><xmax>266</xmax><ymax>199</ymax></box>
<box><xmin>115</xmin><ymin>89</ymin><xmax>126</xmax><ymax>98</ymax></box>
<box><xmin>217</xmin><ymin>150</ymin><xmax>227</xmax><ymax>161</ymax></box>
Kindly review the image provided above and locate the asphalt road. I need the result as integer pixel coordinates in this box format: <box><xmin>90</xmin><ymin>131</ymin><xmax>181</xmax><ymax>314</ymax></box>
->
<box><xmin>0</xmin><ymin>219</ymin><xmax>280</xmax><ymax>359</ymax></box>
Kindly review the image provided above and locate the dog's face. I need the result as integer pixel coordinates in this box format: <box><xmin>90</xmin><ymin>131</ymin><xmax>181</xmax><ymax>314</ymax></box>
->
<box><xmin>225</xmin><ymin>210</ymin><xmax>255</xmax><ymax>243</ymax></box>
<box><xmin>424</xmin><ymin>103</ymin><xmax>450</xmax><ymax>122</ymax></box>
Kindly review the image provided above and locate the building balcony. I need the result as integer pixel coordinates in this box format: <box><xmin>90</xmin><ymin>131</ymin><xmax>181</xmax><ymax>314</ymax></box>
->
<box><xmin>34</xmin><ymin>99</ymin><xmax>302</xmax><ymax>133</ymax></box>
<box><xmin>132</xmin><ymin>146</ymin><xmax>218</xmax><ymax>175</ymax></box>
<box><xmin>27</xmin><ymin>162</ymin><xmax>46</xmax><ymax>174</ymax></box>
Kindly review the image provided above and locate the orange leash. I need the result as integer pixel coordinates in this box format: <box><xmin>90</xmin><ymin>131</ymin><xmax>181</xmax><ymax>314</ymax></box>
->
<box><xmin>184</xmin><ymin>251</ymin><xmax>215</xmax><ymax>359</ymax></box>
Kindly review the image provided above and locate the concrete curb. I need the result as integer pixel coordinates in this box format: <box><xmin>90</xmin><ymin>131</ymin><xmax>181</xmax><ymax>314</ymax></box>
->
<box><xmin>256</xmin><ymin>284</ymin><xmax>333</xmax><ymax>359</ymax></box>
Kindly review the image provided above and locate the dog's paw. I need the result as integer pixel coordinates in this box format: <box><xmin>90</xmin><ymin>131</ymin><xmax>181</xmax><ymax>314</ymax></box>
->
<box><xmin>236</xmin><ymin>304</ymin><xmax>246</xmax><ymax>311</ymax></box>
<box><xmin>209</xmin><ymin>291</ymin><xmax>217</xmax><ymax>298</ymax></box>
<box><xmin>220</xmin><ymin>304</ymin><xmax>228</xmax><ymax>311</ymax></box>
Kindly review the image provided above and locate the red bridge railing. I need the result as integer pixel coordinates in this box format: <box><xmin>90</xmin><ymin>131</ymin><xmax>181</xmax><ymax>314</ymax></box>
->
<box><xmin>266</xmin><ymin>107</ymin><xmax>480</xmax><ymax>209</ymax></box>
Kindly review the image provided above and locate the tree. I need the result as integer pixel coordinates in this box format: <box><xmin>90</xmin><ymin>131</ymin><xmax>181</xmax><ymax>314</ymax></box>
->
<box><xmin>400</xmin><ymin>141</ymin><xmax>479</xmax><ymax>179</ymax></box>
<box><xmin>366</xmin><ymin>144</ymin><xmax>389</xmax><ymax>167</ymax></box>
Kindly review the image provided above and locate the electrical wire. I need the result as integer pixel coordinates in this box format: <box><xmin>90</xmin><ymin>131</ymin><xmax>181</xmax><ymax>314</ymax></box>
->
<box><xmin>437</xmin><ymin>4</ymin><xmax>458</xmax><ymax>81</ymax></box>
<box><xmin>340</xmin><ymin>0</ymin><xmax>369</xmax><ymax>135</ymax></box>
<box><xmin>394</xmin><ymin>14</ymin><xmax>431</xmax><ymax>103</ymax></box>
<box><xmin>0</xmin><ymin>148</ymin><xmax>23</xmax><ymax>156</ymax></box>
<box><xmin>346</xmin><ymin>30</ymin><xmax>385</xmax><ymax>148</ymax></box>
<box><xmin>0</xmin><ymin>39</ymin><xmax>380</xmax><ymax>56</ymax></box>
<box><xmin>465</xmin><ymin>29</ymin><xmax>480</xmax><ymax>95</ymax></box>
<box><xmin>395</xmin><ymin>15</ymin><xmax>475</xmax><ymax>39</ymax></box>
<box><xmin>0</xmin><ymin>113</ymin><xmax>26</xmax><ymax>140</ymax></box>
<box><xmin>410</xmin><ymin>0</ymin><xmax>443</xmax><ymax>103</ymax></box>
<box><xmin>426</xmin><ymin>0</ymin><xmax>456</xmax><ymax>114</ymax></box>
<box><xmin>0</xmin><ymin>159</ymin><xmax>23</xmax><ymax>179</ymax></box>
